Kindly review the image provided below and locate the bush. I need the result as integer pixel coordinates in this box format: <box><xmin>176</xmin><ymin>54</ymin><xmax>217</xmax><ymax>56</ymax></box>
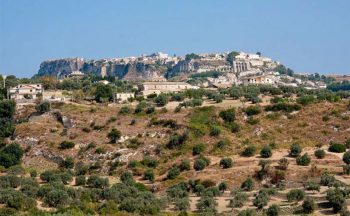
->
<box><xmin>167</xmin><ymin>167</ymin><xmax>180</xmax><ymax>180</ymax></box>
<box><xmin>144</xmin><ymin>169</ymin><xmax>155</xmax><ymax>182</ymax></box>
<box><xmin>343</xmin><ymin>164</ymin><xmax>350</xmax><ymax>175</ymax></box>
<box><xmin>209</xmin><ymin>125</ymin><xmax>221</xmax><ymax>136</ymax></box>
<box><xmin>346</xmin><ymin>139</ymin><xmax>350</xmax><ymax>149</ymax></box>
<box><xmin>119</xmin><ymin>106</ymin><xmax>131</xmax><ymax>115</ymax></box>
<box><xmin>241</xmin><ymin>146</ymin><xmax>256</xmax><ymax>157</ymax></box>
<box><xmin>296</xmin><ymin>153</ymin><xmax>311</xmax><ymax>166</ymax></box>
<box><xmin>302</xmin><ymin>198</ymin><xmax>316</xmax><ymax>214</ymax></box>
<box><xmin>315</xmin><ymin>149</ymin><xmax>326</xmax><ymax>159</ymax></box>
<box><xmin>196</xmin><ymin>195</ymin><xmax>217</xmax><ymax>214</ymax></box>
<box><xmin>0</xmin><ymin>143</ymin><xmax>24</xmax><ymax>168</ymax></box>
<box><xmin>343</xmin><ymin>151</ymin><xmax>350</xmax><ymax>164</ymax></box>
<box><xmin>178</xmin><ymin>159</ymin><xmax>190</xmax><ymax>171</ymax></box>
<box><xmin>253</xmin><ymin>190</ymin><xmax>270</xmax><ymax>209</ymax></box>
<box><xmin>326</xmin><ymin>188</ymin><xmax>346</xmax><ymax>213</ymax></box>
<box><xmin>36</xmin><ymin>101</ymin><xmax>50</xmax><ymax>113</ymax></box>
<box><xmin>194</xmin><ymin>159</ymin><xmax>207</xmax><ymax>171</ymax></box>
<box><xmin>238</xmin><ymin>209</ymin><xmax>256</xmax><ymax>216</ymax></box>
<box><xmin>61</xmin><ymin>157</ymin><xmax>74</xmax><ymax>169</ymax></box>
<box><xmin>241</xmin><ymin>177</ymin><xmax>254</xmax><ymax>191</ymax></box>
<box><xmin>141</xmin><ymin>156</ymin><xmax>158</xmax><ymax>168</ymax></box>
<box><xmin>329</xmin><ymin>142</ymin><xmax>346</xmax><ymax>153</ymax></box>
<box><xmin>43</xmin><ymin>189</ymin><xmax>69</xmax><ymax>207</ymax></box>
<box><xmin>289</xmin><ymin>143</ymin><xmax>302</xmax><ymax>157</ymax></box>
<box><xmin>215</xmin><ymin>140</ymin><xmax>227</xmax><ymax>150</ymax></box>
<box><xmin>218</xmin><ymin>181</ymin><xmax>227</xmax><ymax>192</ymax></box>
<box><xmin>219</xmin><ymin>109</ymin><xmax>235</xmax><ymax>122</ymax></box>
<box><xmin>59</xmin><ymin>141</ymin><xmax>75</xmax><ymax>150</ymax></box>
<box><xmin>260</xmin><ymin>145</ymin><xmax>272</xmax><ymax>158</ymax></box>
<box><xmin>219</xmin><ymin>158</ymin><xmax>233</xmax><ymax>169</ymax></box>
<box><xmin>304</xmin><ymin>181</ymin><xmax>320</xmax><ymax>191</ymax></box>
<box><xmin>120</xmin><ymin>171</ymin><xmax>134</xmax><ymax>184</ymax></box>
<box><xmin>154</xmin><ymin>94</ymin><xmax>169</xmax><ymax>107</ymax></box>
<box><xmin>320</xmin><ymin>173</ymin><xmax>336</xmax><ymax>186</ymax></box>
<box><xmin>86</xmin><ymin>175</ymin><xmax>109</xmax><ymax>189</ymax></box>
<box><xmin>286</xmin><ymin>189</ymin><xmax>305</xmax><ymax>202</ymax></box>
<box><xmin>192</xmin><ymin>144</ymin><xmax>205</xmax><ymax>155</ymax></box>
<box><xmin>244</xmin><ymin>106</ymin><xmax>261</xmax><ymax>116</ymax></box>
<box><xmin>267</xmin><ymin>204</ymin><xmax>280</xmax><ymax>216</ymax></box>
<box><xmin>166</xmin><ymin>131</ymin><xmax>188</xmax><ymax>149</ymax></box>
<box><xmin>75</xmin><ymin>175</ymin><xmax>86</xmax><ymax>186</ymax></box>
<box><xmin>278</xmin><ymin>158</ymin><xmax>289</xmax><ymax>170</ymax></box>
<box><xmin>229</xmin><ymin>122</ymin><xmax>240</xmax><ymax>133</ymax></box>
<box><xmin>30</xmin><ymin>170</ymin><xmax>37</xmax><ymax>178</ymax></box>
<box><xmin>108</xmin><ymin>128</ymin><xmax>121</xmax><ymax>143</ymax></box>
<box><xmin>228</xmin><ymin>189</ymin><xmax>248</xmax><ymax>208</ymax></box>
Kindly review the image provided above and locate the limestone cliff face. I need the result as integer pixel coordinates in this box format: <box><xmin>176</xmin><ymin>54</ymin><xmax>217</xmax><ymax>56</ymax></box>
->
<box><xmin>37</xmin><ymin>58</ymin><xmax>167</xmax><ymax>81</ymax></box>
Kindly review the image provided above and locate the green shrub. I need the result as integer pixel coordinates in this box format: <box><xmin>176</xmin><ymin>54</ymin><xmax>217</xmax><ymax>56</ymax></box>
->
<box><xmin>144</xmin><ymin>169</ymin><xmax>155</xmax><ymax>182</ymax></box>
<box><xmin>244</xmin><ymin>106</ymin><xmax>261</xmax><ymax>116</ymax></box>
<box><xmin>215</xmin><ymin>140</ymin><xmax>227</xmax><ymax>150</ymax></box>
<box><xmin>304</xmin><ymin>181</ymin><xmax>320</xmax><ymax>191</ymax></box>
<box><xmin>43</xmin><ymin>189</ymin><xmax>69</xmax><ymax>207</ymax></box>
<box><xmin>302</xmin><ymin>198</ymin><xmax>316</xmax><ymax>214</ymax></box>
<box><xmin>61</xmin><ymin>157</ymin><xmax>74</xmax><ymax>169</ymax></box>
<box><xmin>0</xmin><ymin>143</ymin><xmax>24</xmax><ymax>168</ymax></box>
<box><xmin>119</xmin><ymin>106</ymin><xmax>131</xmax><ymax>115</ymax></box>
<box><xmin>241</xmin><ymin>146</ymin><xmax>256</xmax><ymax>157</ymax></box>
<box><xmin>286</xmin><ymin>189</ymin><xmax>305</xmax><ymax>202</ymax></box>
<box><xmin>241</xmin><ymin>177</ymin><xmax>254</xmax><ymax>191</ymax></box>
<box><xmin>228</xmin><ymin>189</ymin><xmax>248</xmax><ymax>208</ymax></box>
<box><xmin>267</xmin><ymin>204</ymin><xmax>280</xmax><ymax>216</ymax></box>
<box><xmin>260</xmin><ymin>145</ymin><xmax>272</xmax><ymax>158</ymax></box>
<box><xmin>36</xmin><ymin>101</ymin><xmax>51</xmax><ymax>113</ymax></box>
<box><xmin>209</xmin><ymin>125</ymin><xmax>221</xmax><ymax>136</ymax></box>
<box><xmin>229</xmin><ymin>122</ymin><xmax>240</xmax><ymax>133</ymax></box>
<box><xmin>278</xmin><ymin>158</ymin><xmax>289</xmax><ymax>170</ymax></box>
<box><xmin>320</xmin><ymin>173</ymin><xmax>336</xmax><ymax>186</ymax></box>
<box><xmin>194</xmin><ymin>159</ymin><xmax>207</xmax><ymax>171</ymax></box>
<box><xmin>59</xmin><ymin>141</ymin><xmax>75</xmax><ymax>150</ymax></box>
<box><xmin>108</xmin><ymin>128</ymin><xmax>121</xmax><ymax>143</ymax></box>
<box><xmin>219</xmin><ymin>158</ymin><xmax>233</xmax><ymax>169</ymax></box>
<box><xmin>178</xmin><ymin>159</ymin><xmax>191</xmax><ymax>171</ymax></box>
<box><xmin>253</xmin><ymin>190</ymin><xmax>270</xmax><ymax>209</ymax></box>
<box><xmin>141</xmin><ymin>156</ymin><xmax>158</xmax><ymax>168</ymax></box>
<box><xmin>247</xmin><ymin>116</ymin><xmax>259</xmax><ymax>125</ymax></box>
<box><xmin>329</xmin><ymin>142</ymin><xmax>346</xmax><ymax>153</ymax></box>
<box><xmin>297</xmin><ymin>95</ymin><xmax>316</xmax><ymax>106</ymax></box>
<box><xmin>296</xmin><ymin>153</ymin><xmax>311</xmax><ymax>166</ymax></box>
<box><xmin>167</xmin><ymin>167</ymin><xmax>180</xmax><ymax>180</ymax></box>
<box><xmin>326</xmin><ymin>188</ymin><xmax>346</xmax><ymax>213</ymax></box>
<box><xmin>345</xmin><ymin>139</ymin><xmax>350</xmax><ymax>149</ymax></box>
<box><xmin>154</xmin><ymin>94</ymin><xmax>169</xmax><ymax>107</ymax></box>
<box><xmin>238</xmin><ymin>209</ymin><xmax>256</xmax><ymax>216</ymax></box>
<box><xmin>120</xmin><ymin>171</ymin><xmax>134</xmax><ymax>184</ymax></box>
<box><xmin>86</xmin><ymin>175</ymin><xmax>109</xmax><ymax>189</ymax></box>
<box><xmin>343</xmin><ymin>151</ymin><xmax>350</xmax><ymax>164</ymax></box>
<box><xmin>192</xmin><ymin>143</ymin><xmax>205</xmax><ymax>155</ymax></box>
<box><xmin>289</xmin><ymin>143</ymin><xmax>302</xmax><ymax>157</ymax></box>
<box><xmin>75</xmin><ymin>175</ymin><xmax>86</xmax><ymax>186</ymax></box>
<box><xmin>219</xmin><ymin>109</ymin><xmax>235</xmax><ymax>122</ymax></box>
<box><xmin>343</xmin><ymin>164</ymin><xmax>350</xmax><ymax>175</ymax></box>
<box><xmin>315</xmin><ymin>149</ymin><xmax>326</xmax><ymax>159</ymax></box>
<box><xmin>196</xmin><ymin>195</ymin><xmax>217</xmax><ymax>214</ymax></box>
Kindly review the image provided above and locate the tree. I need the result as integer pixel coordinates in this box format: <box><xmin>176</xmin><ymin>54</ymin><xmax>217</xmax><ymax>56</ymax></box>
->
<box><xmin>61</xmin><ymin>157</ymin><xmax>74</xmax><ymax>169</ymax></box>
<box><xmin>302</xmin><ymin>198</ymin><xmax>316</xmax><ymax>213</ymax></box>
<box><xmin>253</xmin><ymin>190</ymin><xmax>270</xmax><ymax>209</ymax></box>
<box><xmin>241</xmin><ymin>177</ymin><xmax>254</xmax><ymax>191</ymax></box>
<box><xmin>218</xmin><ymin>182</ymin><xmax>227</xmax><ymax>192</ymax></box>
<box><xmin>304</xmin><ymin>181</ymin><xmax>320</xmax><ymax>191</ymax></box>
<box><xmin>260</xmin><ymin>145</ymin><xmax>272</xmax><ymax>158</ymax></box>
<box><xmin>120</xmin><ymin>171</ymin><xmax>134</xmax><ymax>184</ymax></box>
<box><xmin>192</xmin><ymin>143</ymin><xmax>205</xmax><ymax>155</ymax></box>
<box><xmin>167</xmin><ymin>167</ymin><xmax>180</xmax><ymax>179</ymax></box>
<box><xmin>228</xmin><ymin>189</ymin><xmax>248</xmax><ymax>208</ymax></box>
<box><xmin>314</xmin><ymin>149</ymin><xmax>326</xmax><ymax>159</ymax></box>
<box><xmin>343</xmin><ymin>151</ymin><xmax>350</xmax><ymax>164</ymax></box>
<box><xmin>326</xmin><ymin>188</ymin><xmax>346</xmax><ymax>213</ymax></box>
<box><xmin>267</xmin><ymin>204</ymin><xmax>280</xmax><ymax>216</ymax></box>
<box><xmin>194</xmin><ymin>159</ymin><xmax>207</xmax><ymax>171</ymax></box>
<box><xmin>278</xmin><ymin>158</ymin><xmax>289</xmax><ymax>170</ymax></box>
<box><xmin>219</xmin><ymin>158</ymin><xmax>233</xmax><ymax>169</ymax></box>
<box><xmin>178</xmin><ymin>159</ymin><xmax>190</xmax><ymax>171</ymax></box>
<box><xmin>36</xmin><ymin>101</ymin><xmax>50</xmax><ymax>114</ymax></box>
<box><xmin>108</xmin><ymin>128</ymin><xmax>121</xmax><ymax>143</ymax></box>
<box><xmin>95</xmin><ymin>84</ymin><xmax>113</xmax><ymax>102</ymax></box>
<box><xmin>244</xmin><ymin>106</ymin><xmax>261</xmax><ymax>116</ymax></box>
<box><xmin>296</xmin><ymin>153</ymin><xmax>311</xmax><ymax>166</ymax></box>
<box><xmin>0</xmin><ymin>100</ymin><xmax>16</xmax><ymax>138</ymax></box>
<box><xmin>329</xmin><ymin>142</ymin><xmax>346</xmax><ymax>153</ymax></box>
<box><xmin>286</xmin><ymin>189</ymin><xmax>305</xmax><ymax>202</ymax></box>
<box><xmin>144</xmin><ymin>169</ymin><xmax>155</xmax><ymax>182</ymax></box>
<box><xmin>59</xmin><ymin>141</ymin><xmax>75</xmax><ymax>149</ymax></box>
<box><xmin>43</xmin><ymin>189</ymin><xmax>69</xmax><ymax>207</ymax></box>
<box><xmin>0</xmin><ymin>143</ymin><xmax>24</xmax><ymax>168</ymax></box>
<box><xmin>289</xmin><ymin>143</ymin><xmax>302</xmax><ymax>157</ymax></box>
<box><xmin>219</xmin><ymin>108</ymin><xmax>235</xmax><ymax>122</ymax></box>
<box><xmin>226</xmin><ymin>51</ymin><xmax>239</xmax><ymax>65</ymax></box>
<box><xmin>154</xmin><ymin>94</ymin><xmax>169</xmax><ymax>107</ymax></box>
<box><xmin>75</xmin><ymin>175</ymin><xmax>86</xmax><ymax>186</ymax></box>
<box><xmin>238</xmin><ymin>209</ymin><xmax>256</xmax><ymax>216</ymax></box>
<box><xmin>241</xmin><ymin>145</ymin><xmax>256</xmax><ymax>157</ymax></box>
<box><xmin>86</xmin><ymin>175</ymin><xmax>109</xmax><ymax>189</ymax></box>
<box><xmin>174</xmin><ymin>197</ymin><xmax>190</xmax><ymax>212</ymax></box>
<box><xmin>196</xmin><ymin>196</ymin><xmax>217</xmax><ymax>214</ymax></box>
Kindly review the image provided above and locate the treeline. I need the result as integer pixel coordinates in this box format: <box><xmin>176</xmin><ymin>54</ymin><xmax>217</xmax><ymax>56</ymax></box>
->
<box><xmin>327</xmin><ymin>81</ymin><xmax>350</xmax><ymax>92</ymax></box>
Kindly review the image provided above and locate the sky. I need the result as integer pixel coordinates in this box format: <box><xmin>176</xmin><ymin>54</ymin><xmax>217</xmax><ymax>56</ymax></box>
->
<box><xmin>0</xmin><ymin>0</ymin><xmax>349</xmax><ymax>78</ymax></box>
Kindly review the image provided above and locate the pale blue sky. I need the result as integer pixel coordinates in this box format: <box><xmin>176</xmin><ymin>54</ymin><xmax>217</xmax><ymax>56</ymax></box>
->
<box><xmin>0</xmin><ymin>0</ymin><xmax>349</xmax><ymax>77</ymax></box>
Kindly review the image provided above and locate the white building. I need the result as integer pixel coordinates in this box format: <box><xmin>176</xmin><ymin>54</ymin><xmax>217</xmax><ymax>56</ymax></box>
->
<box><xmin>9</xmin><ymin>84</ymin><xmax>44</xmax><ymax>100</ymax></box>
<box><xmin>138</xmin><ymin>82</ymin><xmax>198</xmax><ymax>96</ymax></box>
<box><xmin>114</xmin><ymin>93</ymin><xmax>135</xmax><ymax>103</ymax></box>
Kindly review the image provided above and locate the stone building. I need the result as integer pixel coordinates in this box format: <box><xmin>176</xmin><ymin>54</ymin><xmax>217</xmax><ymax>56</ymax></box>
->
<box><xmin>138</xmin><ymin>82</ymin><xmax>198</xmax><ymax>96</ymax></box>
<box><xmin>9</xmin><ymin>84</ymin><xmax>44</xmax><ymax>100</ymax></box>
<box><xmin>114</xmin><ymin>93</ymin><xmax>135</xmax><ymax>103</ymax></box>
<box><xmin>241</xmin><ymin>75</ymin><xmax>278</xmax><ymax>86</ymax></box>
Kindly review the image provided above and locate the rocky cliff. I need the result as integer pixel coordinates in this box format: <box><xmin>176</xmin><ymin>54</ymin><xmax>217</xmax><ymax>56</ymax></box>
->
<box><xmin>37</xmin><ymin>58</ymin><xmax>168</xmax><ymax>81</ymax></box>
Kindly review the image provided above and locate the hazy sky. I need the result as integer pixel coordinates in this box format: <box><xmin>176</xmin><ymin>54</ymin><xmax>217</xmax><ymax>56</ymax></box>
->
<box><xmin>0</xmin><ymin>0</ymin><xmax>349</xmax><ymax>77</ymax></box>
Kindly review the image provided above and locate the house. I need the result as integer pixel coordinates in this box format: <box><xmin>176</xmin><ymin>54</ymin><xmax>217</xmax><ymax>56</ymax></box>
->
<box><xmin>114</xmin><ymin>93</ymin><xmax>134</xmax><ymax>103</ymax></box>
<box><xmin>241</xmin><ymin>75</ymin><xmax>278</xmax><ymax>86</ymax></box>
<box><xmin>9</xmin><ymin>84</ymin><xmax>44</xmax><ymax>100</ymax></box>
<box><xmin>138</xmin><ymin>81</ymin><xmax>198</xmax><ymax>96</ymax></box>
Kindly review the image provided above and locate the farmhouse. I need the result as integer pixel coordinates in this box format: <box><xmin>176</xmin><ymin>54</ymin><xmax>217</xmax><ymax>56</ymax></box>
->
<box><xmin>9</xmin><ymin>84</ymin><xmax>44</xmax><ymax>100</ymax></box>
<box><xmin>114</xmin><ymin>93</ymin><xmax>134</xmax><ymax>103</ymax></box>
<box><xmin>138</xmin><ymin>82</ymin><xmax>198</xmax><ymax>96</ymax></box>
